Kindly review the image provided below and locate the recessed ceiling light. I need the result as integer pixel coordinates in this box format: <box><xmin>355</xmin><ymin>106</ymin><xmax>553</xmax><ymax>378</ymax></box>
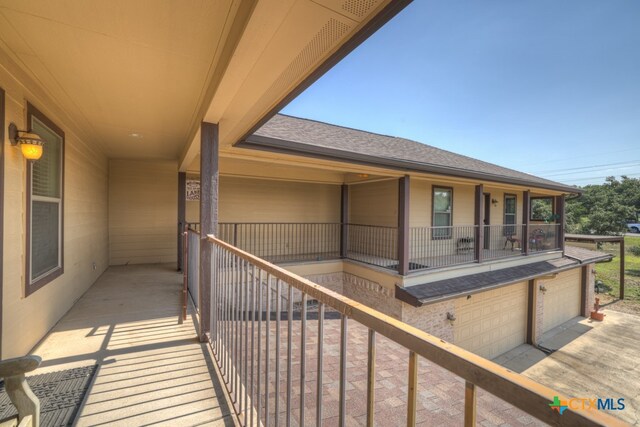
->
<box><xmin>129</xmin><ymin>132</ymin><xmax>143</xmax><ymax>139</ymax></box>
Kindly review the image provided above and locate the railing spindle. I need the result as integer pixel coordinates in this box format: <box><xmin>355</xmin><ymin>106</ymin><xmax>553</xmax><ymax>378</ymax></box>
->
<box><xmin>300</xmin><ymin>293</ymin><xmax>307</xmax><ymax>426</ymax></box>
<box><xmin>275</xmin><ymin>279</ymin><xmax>281</xmax><ymax>426</ymax></box>
<box><xmin>338</xmin><ymin>315</ymin><xmax>348</xmax><ymax>427</ymax></box>
<box><xmin>464</xmin><ymin>381</ymin><xmax>477</xmax><ymax>427</ymax></box>
<box><xmin>407</xmin><ymin>351</ymin><xmax>418</xmax><ymax>427</ymax></box>
<box><xmin>286</xmin><ymin>284</ymin><xmax>293</xmax><ymax>427</ymax></box>
<box><xmin>366</xmin><ymin>328</ymin><xmax>376</xmax><ymax>427</ymax></box>
<box><xmin>316</xmin><ymin>302</ymin><xmax>324</xmax><ymax>427</ymax></box>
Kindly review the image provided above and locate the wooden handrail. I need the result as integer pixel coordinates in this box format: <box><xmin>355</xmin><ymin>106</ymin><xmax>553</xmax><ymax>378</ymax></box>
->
<box><xmin>207</xmin><ymin>234</ymin><xmax>624</xmax><ymax>426</ymax></box>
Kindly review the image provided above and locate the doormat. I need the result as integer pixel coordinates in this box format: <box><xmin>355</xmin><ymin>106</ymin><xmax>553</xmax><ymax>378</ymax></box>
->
<box><xmin>0</xmin><ymin>364</ymin><xmax>97</xmax><ymax>427</ymax></box>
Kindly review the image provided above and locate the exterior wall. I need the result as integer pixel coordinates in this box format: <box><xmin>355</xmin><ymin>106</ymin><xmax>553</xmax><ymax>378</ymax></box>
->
<box><xmin>402</xmin><ymin>300</ymin><xmax>454</xmax><ymax>342</ymax></box>
<box><xmin>349</xmin><ymin>179</ymin><xmax>397</xmax><ymax>226</ymax></box>
<box><xmin>342</xmin><ymin>271</ymin><xmax>402</xmax><ymax>319</ymax></box>
<box><xmin>1</xmin><ymin>66</ymin><xmax>108</xmax><ymax>358</ymax></box>
<box><xmin>410</xmin><ymin>179</ymin><xmax>475</xmax><ymax>227</ymax></box>
<box><xmin>584</xmin><ymin>264</ymin><xmax>596</xmax><ymax>316</ymax></box>
<box><xmin>484</xmin><ymin>187</ymin><xmax>523</xmax><ymax>228</ymax></box>
<box><xmin>109</xmin><ymin>159</ymin><xmax>177</xmax><ymax>265</ymax></box>
<box><xmin>220</xmin><ymin>176</ymin><xmax>340</xmax><ymax>223</ymax></box>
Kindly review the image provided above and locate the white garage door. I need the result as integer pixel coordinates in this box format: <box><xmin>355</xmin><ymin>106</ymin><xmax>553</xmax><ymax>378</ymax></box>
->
<box><xmin>542</xmin><ymin>268</ymin><xmax>581</xmax><ymax>332</ymax></box>
<box><xmin>454</xmin><ymin>282</ymin><xmax>528</xmax><ymax>359</ymax></box>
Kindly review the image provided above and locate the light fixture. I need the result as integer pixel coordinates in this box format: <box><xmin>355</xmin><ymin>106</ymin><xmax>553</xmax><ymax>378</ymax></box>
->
<box><xmin>539</xmin><ymin>285</ymin><xmax>547</xmax><ymax>294</ymax></box>
<box><xmin>357</xmin><ymin>174</ymin><xmax>369</xmax><ymax>178</ymax></box>
<box><xmin>8</xmin><ymin>123</ymin><xmax>45</xmax><ymax>161</ymax></box>
<box><xmin>446</xmin><ymin>312</ymin><xmax>456</xmax><ymax>325</ymax></box>
<box><xmin>491</xmin><ymin>198</ymin><xmax>499</xmax><ymax>207</ymax></box>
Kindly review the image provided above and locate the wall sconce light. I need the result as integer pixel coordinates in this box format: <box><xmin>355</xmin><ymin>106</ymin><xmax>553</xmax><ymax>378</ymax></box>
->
<box><xmin>8</xmin><ymin>122</ymin><xmax>45</xmax><ymax>161</ymax></box>
<box><xmin>491</xmin><ymin>198</ymin><xmax>499</xmax><ymax>207</ymax></box>
<box><xmin>446</xmin><ymin>312</ymin><xmax>456</xmax><ymax>326</ymax></box>
<box><xmin>539</xmin><ymin>285</ymin><xmax>547</xmax><ymax>294</ymax></box>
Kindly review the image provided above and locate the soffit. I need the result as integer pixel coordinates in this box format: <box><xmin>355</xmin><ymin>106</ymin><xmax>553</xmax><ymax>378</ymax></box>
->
<box><xmin>0</xmin><ymin>0</ymin><xmax>240</xmax><ymax>159</ymax></box>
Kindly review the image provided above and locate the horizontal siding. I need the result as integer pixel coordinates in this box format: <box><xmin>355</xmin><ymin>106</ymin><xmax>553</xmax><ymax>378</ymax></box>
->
<box><xmin>109</xmin><ymin>159</ymin><xmax>177</xmax><ymax>266</ymax></box>
<box><xmin>349</xmin><ymin>179</ymin><xmax>398</xmax><ymax>227</ymax></box>
<box><xmin>410</xmin><ymin>180</ymin><xmax>475</xmax><ymax>227</ymax></box>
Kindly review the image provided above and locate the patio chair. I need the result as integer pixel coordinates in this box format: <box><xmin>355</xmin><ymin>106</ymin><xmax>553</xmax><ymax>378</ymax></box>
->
<box><xmin>0</xmin><ymin>355</ymin><xmax>41</xmax><ymax>427</ymax></box>
<box><xmin>529</xmin><ymin>229</ymin><xmax>546</xmax><ymax>251</ymax></box>
<box><xmin>503</xmin><ymin>234</ymin><xmax>521</xmax><ymax>250</ymax></box>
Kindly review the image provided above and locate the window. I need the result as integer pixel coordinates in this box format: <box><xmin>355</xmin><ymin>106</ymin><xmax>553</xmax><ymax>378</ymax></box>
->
<box><xmin>432</xmin><ymin>187</ymin><xmax>452</xmax><ymax>239</ymax></box>
<box><xmin>504</xmin><ymin>194</ymin><xmax>517</xmax><ymax>235</ymax></box>
<box><xmin>26</xmin><ymin>104</ymin><xmax>64</xmax><ymax>294</ymax></box>
<box><xmin>530</xmin><ymin>197</ymin><xmax>554</xmax><ymax>222</ymax></box>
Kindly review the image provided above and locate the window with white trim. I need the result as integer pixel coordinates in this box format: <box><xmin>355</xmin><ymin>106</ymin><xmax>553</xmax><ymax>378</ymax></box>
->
<box><xmin>27</xmin><ymin>106</ymin><xmax>64</xmax><ymax>294</ymax></box>
<box><xmin>504</xmin><ymin>194</ymin><xmax>517</xmax><ymax>235</ymax></box>
<box><xmin>433</xmin><ymin>187</ymin><xmax>452</xmax><ymax>239</ymax></box>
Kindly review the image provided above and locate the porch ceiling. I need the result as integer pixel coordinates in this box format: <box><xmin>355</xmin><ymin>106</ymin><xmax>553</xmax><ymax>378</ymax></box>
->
<box><xmin>0</xmin><ymin>0</ymin><xmax>408</xmax><ymax>163</ymax></box>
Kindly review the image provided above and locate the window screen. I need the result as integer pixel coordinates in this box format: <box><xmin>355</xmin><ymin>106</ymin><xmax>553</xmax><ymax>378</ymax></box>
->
<box><xmin>433</xmin><ymin>187</ymin><xmax>452</xmax><ymax>238</ymax></box>
<box><xmin>504</xmin><ymin>195</ymin><xmax>517</xmax><ymax>235</ymax></box>
<box><xmin>28</xmin><ymin>112</ymin><xmax>63</xmax><ymax>290</ymax></box>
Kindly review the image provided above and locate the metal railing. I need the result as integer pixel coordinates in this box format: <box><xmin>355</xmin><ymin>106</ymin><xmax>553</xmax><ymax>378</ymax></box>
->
<box><xmin>187</xmin><ymin>228</ymin><xmax>200</xmax><ymax>310</ymax></box>
<box><xmin>205</xmin><ymin>235</ymin><xmax>622</xmax><ymax>427</ymax></box>
<box><xmin>346</xmin><ymin>223</ymin><xmax>398</xmax><ymax>269</ymax></box>
<box><xmin>409</xmin><ymin>225</ymin><xmax>477</xmax><ymax>270</ymax></box>
<box><xmin>218</xmin><ymin>223</ymin><xmax>341</xmax><ymax>263</ymax></box>
<box><xmin>529</xmin><ymin>224</ymin><xmax>562</xmax><ymax>253</ymax></box>
<box><xmin>483</xmin><ymin>224</ymin><xmax>525</xmax><ymax>261</ymax></box>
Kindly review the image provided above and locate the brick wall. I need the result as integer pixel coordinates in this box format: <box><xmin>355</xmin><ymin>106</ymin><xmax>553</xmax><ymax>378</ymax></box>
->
<box><xmin>584</xmin><ymin>264</ymin><xmax>596</xmax><ymax>315</ymax></box>
<box><xmin>402</xmin><ymin>300</ymin><xmax>455</xmax><ymax>343</ymax></box>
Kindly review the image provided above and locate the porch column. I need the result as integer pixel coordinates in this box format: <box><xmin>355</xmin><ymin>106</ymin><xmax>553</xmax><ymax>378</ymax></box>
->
<box><xmin>526</xmin><ymin>279</ymin><xmax>538</xmax><ymax>345</ymax></box>
<box><xmin>340</xmin><ymin>184</ymin><xmax>349</xmax><ymax>258</ymax></box>
<box><xmin>555</xmin><ymin>194</ymin><xmax>565</xmax><ymax>252</ymax></box>
<box><xmin>620</xmin><ymin>237</ymin><xmax>625</xmax><ymax>300</ymax></box>
<box><xmin>177</xmin><ymin>172</ymin><xmax>186</xmax><ymax>271</ymax></box>
<box><xmin>522</xmin><ymin>191</ymin><xmax>530</xmax><ymax>255</ymax></box>
<box><xmin>199</xmin><ymin>122</ymin><xmax>218</xmax><ymax>342</ymax></box>
<box><xmin>474</xmin><ymin>184</ymin><xmax>484</xmax><ymax>263</ymax></box>
<box><xmin>580</xmin><ymin>265</ymin><xmax>588</xmax><ymax>317</ymax></box>
<box><xmin>398</xmin><ymin>176</ymin><xmax>410</xmax><ymax>275</ymax></box>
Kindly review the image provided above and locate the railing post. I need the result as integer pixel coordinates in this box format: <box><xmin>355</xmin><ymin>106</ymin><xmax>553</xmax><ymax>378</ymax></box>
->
<box><xmin>555</xmin><ymin>194</ymin><xmax>565</xmax><ymax>252</ymax></box>
<box><xmin>340</xmin><ymin>184</ymin><xmax>349</xmax><ymax>258</ymax></box>
<box><xmin>474</xmin><ymin>184</ymin><xmax>484</xmax><ymax>263</ymax></box>
<box><xmin>523</xmin><ymin>191</ymin><xmax>530</xmax><ymax>255</ymax></box>
<box><xmin>177</xmin><ymin>172</ymin><xmax>186</xmax><ymax>271</ymax></box>
<box><xmin>233</xmin><ymin>223</ymin><xmax>238</xmax><ymax>247</ymax></box>
<box><xmin>464</xmin><ymin>381</ymin><xmax>477</xmax><ymax>427</ymax></box>
<box><xmin>620</xmin><ymin>237</ymin><xmax>625</xmax><ymax>300</ymax></box>
<box><xmin>199</xmin><ymin>121</ymin><xmax>218</xmax><ymax>342</ymax></box>
<box><xmin>398</xmin><ymin>176</ymin><xmax>410</xmax><ymax>275</ymax></box>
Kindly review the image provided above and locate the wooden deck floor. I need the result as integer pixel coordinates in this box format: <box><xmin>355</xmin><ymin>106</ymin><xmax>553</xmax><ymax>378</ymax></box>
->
<box><xmin>31</xmin><ymin>264</ymin><xmax>235</xmax><ymax>426</ymax></box>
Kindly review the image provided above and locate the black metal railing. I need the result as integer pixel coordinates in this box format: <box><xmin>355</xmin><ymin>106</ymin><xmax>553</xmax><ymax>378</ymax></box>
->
<box><xmin>346</xmin><ymin>223</ymin><xmax>398</xmax><ymax>269</ymax></box>
<box><xmin>409</xmin><ymin>225</ymin><xmax>477</xmax><ymax>270</ymax></box>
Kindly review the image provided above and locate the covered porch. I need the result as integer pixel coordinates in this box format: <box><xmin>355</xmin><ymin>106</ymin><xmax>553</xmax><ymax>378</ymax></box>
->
<box><xmin>28</xmin><ymin>264</ymin><xmax>233</xmax><ymax>426</ymax></box>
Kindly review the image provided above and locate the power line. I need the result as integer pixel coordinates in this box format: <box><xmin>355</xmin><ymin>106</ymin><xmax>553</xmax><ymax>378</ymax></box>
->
<box><xmin>559</xmin><ymin>172</ymin><xmax>640</xmax><ymax>183</ymax></box>
<box><xmin>508</xmin><ymin>146</ymin><xmax>640</xmax><ymax>170</ymax></box>
<box><xmin>530</xmin><ymin>160</ymin><xmax>640</xmax><ymax>176</ymax></box>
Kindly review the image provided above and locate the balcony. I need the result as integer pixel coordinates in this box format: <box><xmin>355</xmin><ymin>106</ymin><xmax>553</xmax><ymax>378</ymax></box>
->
<box><xmin>183</xmin><ymin>222</ymin><xmax>562</xmax><ymax>275</ymax></box>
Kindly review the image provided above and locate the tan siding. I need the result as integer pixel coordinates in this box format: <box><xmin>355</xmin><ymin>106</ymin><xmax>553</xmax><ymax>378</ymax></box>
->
<box><xmin>109</xmin><ymin>160</ymin><xmax>177</xmax><ymax>266</ymax></box>
<box><xmin>220</xmin><ymin>176</ymin><xmax>340</xmax><ymax>223</ymax></box>
<box><xmin>349</xmin><ymin>179</ymin><xmax>397</xmax><ymax>226</ymax></box>
<box><xmin>410</xmin><ymin>180</ymin><xmax>476</xmax><ymax>227</ymax></box>
<box><xmin>1</xmin><ymin>66</ymin><xmax>108</xmax><ymax>358</ymax></box>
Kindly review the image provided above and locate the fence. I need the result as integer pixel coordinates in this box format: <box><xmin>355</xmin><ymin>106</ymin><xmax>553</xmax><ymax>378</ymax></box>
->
<box><xmin>346</xmin><ymin>223</ymin><xmax>398</xmax><ymax>269</ymax></box>
<box><xmin>203</xmin><ymin>235</ymin><xmax>621</xmax><ymax>427</ymax></box>
<box><xmin>409</xmin><ymin>225</ymin><xmax>477</xmax><ymax>270</ymax></box>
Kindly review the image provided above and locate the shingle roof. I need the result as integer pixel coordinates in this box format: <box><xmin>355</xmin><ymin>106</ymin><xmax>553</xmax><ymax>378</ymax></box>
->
<box><xmin>245</xmin><ymin>114</ymin><xmax>579</xmax><ymax>193</ymax></box>
<box><xmin>564</xmin><ymin>245</ymin><xmax>614</xmax><ymax>264</ymax></box>
<box><xmin>395</xmin><ymin>258</ymin><xmax>580</xmax><ymax>307</ymax></box>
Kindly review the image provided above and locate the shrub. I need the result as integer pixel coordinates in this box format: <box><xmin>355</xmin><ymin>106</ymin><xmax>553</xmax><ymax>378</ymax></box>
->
<box><xmin>629</xmin><ymin>245</ymin><xmax>640</xmax><ymax>256</ymax></box>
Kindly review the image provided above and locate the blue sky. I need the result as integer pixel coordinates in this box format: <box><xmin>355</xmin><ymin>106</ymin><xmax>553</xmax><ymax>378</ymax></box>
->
<box><xmin>281</xmin><ymin>1</ymin><xmax>640</xmax><ymax>186</ymax></box>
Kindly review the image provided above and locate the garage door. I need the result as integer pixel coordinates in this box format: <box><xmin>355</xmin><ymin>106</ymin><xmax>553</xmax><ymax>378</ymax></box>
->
<box><xmin>542</xmin><ymin>268</ymin><xmax>581</xmax><ymax>332</ymax></box>
<box><xmin>454</xmin><ymin>282</ymin><xmax>528</xmax><ymax>359</ymax></box>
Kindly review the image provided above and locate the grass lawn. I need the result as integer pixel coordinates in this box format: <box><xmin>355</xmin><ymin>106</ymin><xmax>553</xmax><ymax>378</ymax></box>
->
<box><xmin>594</xmin><ymin>235</ymin><xmax>640</xmax><ymax>307</ymax></box>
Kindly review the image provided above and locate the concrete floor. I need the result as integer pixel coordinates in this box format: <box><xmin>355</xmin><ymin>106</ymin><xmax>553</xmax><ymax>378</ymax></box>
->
<box><xmin>31</xmin><ymin>264</ymin><xmax>235</xmax><ymax>426</ymax></box>
<box><xmin>494</xmin><ymin>311</ymin><xmax>640</xmax><ymax>426</ymax></box>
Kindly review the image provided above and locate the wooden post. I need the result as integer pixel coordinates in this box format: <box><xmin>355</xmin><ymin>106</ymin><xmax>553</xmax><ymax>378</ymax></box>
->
<box><xmin>398</xmin><ymin>176</ymin><xmax>410</xmax><ymax>275</ymax></box>
<box><xmin>464</xmin><ymin>381</ymin><xmax>477</xmax><ymax>427</ymax></box>
<box><xmin>177</xmin><ymin>172</ymin><xmax>186</xmax><ymax>271</ymax></box>
<box><xmin>340</xmin><ymin>184</ymin><xmax>349</xmax><ymax>258</ymax></box>
<box><xmin>522</xmin><ymin>191</ymin><xmax>530</xmax><ymax>255</ymax></box>
<box><xmin>474</xmin><ymin>184</ymin><xmax>484</xmax><ymax>263</ymax></box>
<box><xmin>620</xmin><ymin>237</ymin><xmax>625</xmax><ymax>300</ymax></box>
<box><xmin>199</xmin><ymin>122</ymin><xmax>218</xmax><ymax>342</ymax></box>
<box><xmin>556</xmin><ymin>194</ymin><xmax>565</xmax><ymax>252</ymax></box>
<box><xmin>580</xmin><ymin>265</ymin><xmax>588</xmax><ymax>317</ymax></box>
<box><xmin>407</xmin><ymin>351</ymin><xmax>418</xmax><ymax>427</ymax></box>
<box><xmin>527</xmin><ymin>279</ymin><xmax>537</xmax><ymax>344</ymax></box>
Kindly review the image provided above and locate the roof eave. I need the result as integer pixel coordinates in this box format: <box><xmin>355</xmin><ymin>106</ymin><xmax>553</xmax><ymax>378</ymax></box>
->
<box><xmin>240</xmin><ymin>135</ymin><xmax>581</xmax><ymax>194</ymax></box>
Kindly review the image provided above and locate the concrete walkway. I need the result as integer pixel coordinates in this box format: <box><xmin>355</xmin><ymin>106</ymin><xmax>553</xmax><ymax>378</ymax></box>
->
<box><xmin>31</xmin><ymin>264</ymin><xmax>234</xmax><ymax>426</ymax></box>
<box><xmin>495</xmin><ymin>311</ymin><xmax>640</xmax><ymax>426</ymax></box>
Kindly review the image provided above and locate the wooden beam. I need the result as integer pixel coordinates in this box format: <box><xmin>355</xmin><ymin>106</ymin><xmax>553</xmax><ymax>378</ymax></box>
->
<box><xmin>398</xmin><ymin>176</ymin><xmax>410</xmax><ymax>275</ymax></box>
<box><xmin>340</xmin><ymin>184</ymin><xmax>349</xmax><ymax>258</ymax></box>
<box><xmin>474</xmin><ymin>185</ymin><xmax>484</xmax><ymax>263</ymax></box>
<box><xmin>177</xmin><ymin>172</ymin><xmax>186</xmax><ymax>271</ymax></box>
<box><xmin>527</xmin><ymin>279</ymin><xmax>537</xmax><ymax>345</ymax></box>
<box><xmin>620</xmin><ymin>238</ymin><xmax>625</xmax><ymax>300</ymax></box>
<box><xmin>555</xmin><ymin>195</ymin><xmax>565</xmax><ymax>252</ymax></box>
<box><xmin>199</xmin><ymin>122</ymin><xmax>218</xmax><ymax>342</ymax></box>
<box><xmin>522</xmin><ymin>191</ymin><xmax>530</xmax><ymax>255</ymax></box>
<box><xmin>407</xmin><ymin>351</ymin><xmax>418</xmax><ymax>427</ymax></box>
